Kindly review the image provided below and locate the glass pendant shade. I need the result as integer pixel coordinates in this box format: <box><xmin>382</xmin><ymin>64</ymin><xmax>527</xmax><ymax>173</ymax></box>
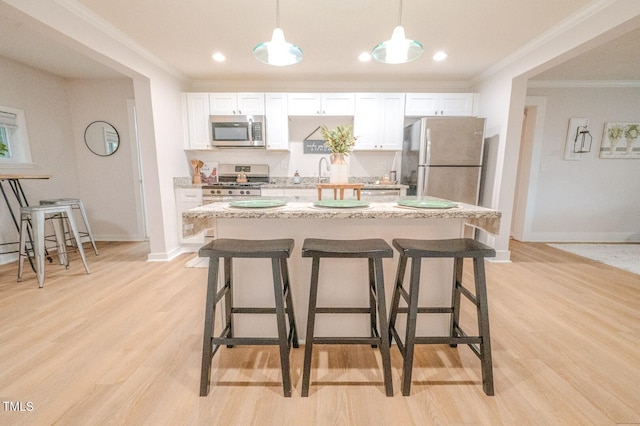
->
<box><xmin>371</xmin><ymin>25</ymin><xmax>423</xmax><ymax>64</ymax></box>
<box><xmin>253</xmin><ymin>27</ymin><xmax>303</xmax><ymax>66</ymax></box>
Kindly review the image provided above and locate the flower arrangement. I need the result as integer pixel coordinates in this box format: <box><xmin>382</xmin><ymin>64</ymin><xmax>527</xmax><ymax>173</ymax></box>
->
<box><xmin>320</xmin><ymin>125</ymin><xmax>357</xmax><ymax>155</ymax></box>
<box><xmin>607</xmin><ymin>125</ymin><xmax>624</xmax><ymax>142</ymax></box>
<box><xmin>624</xmin><ymin>124</ymin><xmax>639</xmax><ymax>140</ymax></box>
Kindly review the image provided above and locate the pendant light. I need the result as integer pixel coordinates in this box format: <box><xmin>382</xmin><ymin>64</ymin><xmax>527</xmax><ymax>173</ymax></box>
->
<box><xmin>371</xmin><ymin>0</ymin><xmax>423</xmax><ymax>64</ymax></box>
<box><xmin>253</xmin><ymin>0</ymin><xmax>303</xmax><ymax>66</ymax></box>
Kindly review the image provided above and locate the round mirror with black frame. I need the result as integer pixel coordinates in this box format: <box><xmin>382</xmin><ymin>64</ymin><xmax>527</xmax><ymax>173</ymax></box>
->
<box><xmin>84</xmin><ymin>121</ymin><xmax>120</xmax><ymax>156</ymax></box>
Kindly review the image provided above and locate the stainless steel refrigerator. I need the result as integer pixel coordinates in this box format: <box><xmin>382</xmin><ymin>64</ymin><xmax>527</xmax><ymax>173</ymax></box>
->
<box><xmin>400</xmin><ymin>116</ymin><xmax>486</xmax><ymax>204</ymax></box>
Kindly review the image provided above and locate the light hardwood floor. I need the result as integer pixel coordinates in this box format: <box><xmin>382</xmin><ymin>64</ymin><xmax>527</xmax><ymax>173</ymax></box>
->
<box><xmin>0</xmin><ymin>240</ymin><xmax>638</xmax><ymax>425</ymax></box>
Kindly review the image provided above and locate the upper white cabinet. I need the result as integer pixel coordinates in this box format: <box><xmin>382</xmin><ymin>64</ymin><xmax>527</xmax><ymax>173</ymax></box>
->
<box><xmin>288</xmin><ymin>93</ymin><xmax>355</xmax><ymax>116</ymax></box>
<box><xmin>209</xmin><ymin>93</ymin><xmax>265</xmax><ymax>115</ymax></box>
<box><xmin>405</xmin><ymin>93</ymin><xmax>476</xmax><ymax>116</ymax></box>
<box><xmin>353</xmin><ymin>93</ymin><xmax>405</xmax><ymax>151</ymax></box>
<box><xmin>183</xmin><ymin>93</ymin><xmax>211</xmax><ymax>150</ymax></box>
<box><xmin>265</xmin><ymin>93</ymin><xmax>289</xmax><ymax>150</ymax></box>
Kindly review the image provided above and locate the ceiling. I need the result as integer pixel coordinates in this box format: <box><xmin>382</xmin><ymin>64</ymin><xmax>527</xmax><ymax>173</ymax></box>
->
<box><xmin>0</xmin><ymin>0</ymin><xmax>638</xmax><ymax>83</ymax></box>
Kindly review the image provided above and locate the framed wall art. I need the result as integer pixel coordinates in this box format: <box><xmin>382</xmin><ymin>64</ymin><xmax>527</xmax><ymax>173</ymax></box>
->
<box><xmin>600</xmin><ymin>122</ymin><xmax>640</xmax><ymax>159</ymax></box>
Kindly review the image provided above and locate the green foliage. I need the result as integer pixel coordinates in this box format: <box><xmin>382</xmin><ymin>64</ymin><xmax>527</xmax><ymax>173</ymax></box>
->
<box><xmin>624</xmin><ymin>124</ymin><xmax>639</xmax><ymax>139</ymax></box>
<box><xmin>320</xmin><ymin>125</ymin><xmax>357</xmax><ymax>155</ymax></box>
<box><xmin>0</xmin><ymin>141</ymin><xmax>7</xmax><ymax>156</ymax></box>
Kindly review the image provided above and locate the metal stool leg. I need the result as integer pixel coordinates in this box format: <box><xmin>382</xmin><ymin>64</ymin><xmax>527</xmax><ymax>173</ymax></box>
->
<box><xmin>63</xmin><ymin>208</ymin><xmax>90</xmax><ymax>274</ymax></box>
<box><xmin>17</xmin><ymin>214</ymin><xmax>28</xmax><ymax>282</ymax></box>
<box><xmin>32</xmin><ymin>210</ymin><xmax>46</xmax><ymax>288</ymax></box>
<box><xmin>75</xmin><ymin>202</ymin><xmax>99</xmax><ymax>255</ymax></box>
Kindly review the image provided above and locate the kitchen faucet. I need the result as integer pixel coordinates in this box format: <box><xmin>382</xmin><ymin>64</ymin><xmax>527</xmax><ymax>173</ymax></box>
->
<box><xmin>318</xmin><ymin>157</ymin><xmax>330</xmax><ymax>183</ymax></box>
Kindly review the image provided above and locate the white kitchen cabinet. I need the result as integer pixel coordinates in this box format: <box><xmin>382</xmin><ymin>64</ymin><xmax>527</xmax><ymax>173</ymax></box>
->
<box><xmin>353</xmin><ymin>93</ymin><xmax>405</xmax><ymax>151</ymax></box>
<box><xmin>176</xmin><ymin>188</ymin><xmax>205</xmax><ymax>245</ymax></box>
<box><xmin>265</xmin><ymin>93</ymin><xmax>289</xmax><ymax>150</ymax></box>
<box><xmin>405</xmin><ymin>93</ymin><xmax>476</xmax><ymax>116</ymax></box>
<box><xmin>183</xmin><ymin>93</ymin><xmax>211</xmax><ymax>150</ymax></box>
<box><xmin>287</xmin><ymin>93</ymin><xmax>355</xmax><ymax>116</ymax></box>
<box><xmin>209</xmin><ymin>92</ymin><xmax>265</xmax><ymax>115</ymax></box>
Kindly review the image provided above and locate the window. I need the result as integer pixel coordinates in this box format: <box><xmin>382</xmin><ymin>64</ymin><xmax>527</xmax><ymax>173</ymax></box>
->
<box><xmin>0</xmin><ymin>106</ymin><xmax>32</xmax><ymax>164</ymax></box>
<box><xmin>0</xmin><ymin>112</ymin><xmax>15</xmax><ymax>159</ymax></box>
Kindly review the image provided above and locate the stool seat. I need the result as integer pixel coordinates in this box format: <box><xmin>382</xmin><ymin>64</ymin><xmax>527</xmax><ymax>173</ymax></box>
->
<box><xmin>200</xmin><ymin>238</ymin><xmax>294</xmax><ymax>258</ymax></box>
<box><xmin>199</xmin><ymin>238</ymin><xmax>298</xmax><ymax>398</ymax></box>
<box><xmin>393</xmin><ymin>238</ymin><xmax>496</xmax><ymax>258</ymax></box>
<box><xmin>389</xmin><ymin>237</ymin><xmax>495</xmax><ymax>396</ymax></box>
<box><xmin>302</xmin><ymin>238</ymin><xmax>393</xmax><ymax>258</ymax></box>
<box><xmin>301</xmin><ymin>237</ymin><xmax>394</xmax><ymax>397</ymax></box>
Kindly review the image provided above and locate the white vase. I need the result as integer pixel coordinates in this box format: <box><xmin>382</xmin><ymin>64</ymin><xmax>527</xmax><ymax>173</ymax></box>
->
<box><xmin>329</xmin><ymin>153</ymin><xmax>349</xmax><ymax>183</ymax></box>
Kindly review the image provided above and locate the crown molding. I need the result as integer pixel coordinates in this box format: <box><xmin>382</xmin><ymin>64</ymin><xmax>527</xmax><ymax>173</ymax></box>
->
<box><xmin>470</xmin><ymin>0</ymin><xmax>619</xmax><ymax>85</ymax></box>
<box><xmin>54</xmin><ymin>0</ymin><xmax>187</xmax><ymax>81</ymax></box>
<box><xmin>528</xmin><ymin>79</ymin><xmax>640</xmax><ymax>88</ymax></box>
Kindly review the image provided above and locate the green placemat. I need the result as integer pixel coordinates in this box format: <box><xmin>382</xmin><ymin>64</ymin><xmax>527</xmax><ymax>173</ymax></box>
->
<box><xmin>313</xmin><ymin>199</ymin><xmax>370</xmax><ymax>209</ymax></box>
<box><xmin>397</xmin><ymin>199</ymin><xmax>457</xmax><ymax>209</ymax></box>
<box><xmin>228</xmin><ymin>199</ymin><xmax>287</xmax><ymax>208</ymax></box>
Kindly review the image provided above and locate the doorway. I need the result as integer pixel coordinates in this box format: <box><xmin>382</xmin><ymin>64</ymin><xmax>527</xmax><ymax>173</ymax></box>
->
<box><xmin>511</xmin><ymin>96</ymin><xmax>546</xmax><ymax>241</ymax></box>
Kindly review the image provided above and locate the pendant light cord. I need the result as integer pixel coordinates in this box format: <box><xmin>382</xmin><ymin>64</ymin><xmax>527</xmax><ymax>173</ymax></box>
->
<box><xmin>398</xmin><ymin>0</ymin><xmax>403</xmax><ymax>26</ymax></box>
<box><xmin>276</xmin><ymin>0</ymin><xmax>280</xmax><ymax>28</ymax></box>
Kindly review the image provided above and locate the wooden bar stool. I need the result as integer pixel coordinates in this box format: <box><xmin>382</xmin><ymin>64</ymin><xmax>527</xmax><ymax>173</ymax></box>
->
<box><xmin>40</xmin><ymin>198</ymin><xmax>99</xmax><ymax>255</ymax></box>
<box><xmin>301</xmin><ymin>238</ymin><xmax>394</xmax><ymax>397</ymax></box>
<box><xmin>389</xmin><ymin>238</ymin><xmax>496</xmax><ymax>396</ymax></box>
<box><xmin>18</xmin><ymin>205</ymin><xmax>91</xmax><ymax>288</ymax></box>
<box><xmin>198</xmin><ymin>238</ymin><xmax>298</xmax><ymax>397</ymax></box>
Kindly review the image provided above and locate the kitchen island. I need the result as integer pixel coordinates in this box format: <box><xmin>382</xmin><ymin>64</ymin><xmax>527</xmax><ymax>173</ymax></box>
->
<box><xmin>183</xmin><ymin>199</ymin><xmax>500</xmax><ymax>339</ymax></box>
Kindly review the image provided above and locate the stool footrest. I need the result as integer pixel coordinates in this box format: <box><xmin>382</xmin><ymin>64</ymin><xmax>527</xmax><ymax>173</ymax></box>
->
<box><xmin>394</xmin><ymin>306</ymin><xmax>454</xmax><ymax>314</ymax></box>
<box><xmin>413</xmin><ymin>336</ymin><xmax>482</xmax><ymax>345</ymax></box>
<box><xmin>212</xmin><ymin>337</ymin><xmax>284</xmax><ymax>346</ymax></box>
<box><xmin>231</xmin><ymin>307</ymin><xmax>278</xmax><ymax>314</ymax></box>
<box><xmin>458</xmin><ymin>284</ymin><xmax>477</xmax><ymax>305</ymax></box>
<box><xmin>311</xmin><ymin>337</ymin><xmax>382</xmax><ymax>345</ymax></box>
<box><xmin>314</xmin><ymin>307</ymin><xmax>373</xmax><ymax>314</ymax></box>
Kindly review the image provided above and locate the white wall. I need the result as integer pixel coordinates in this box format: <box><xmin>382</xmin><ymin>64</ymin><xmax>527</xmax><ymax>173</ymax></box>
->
<box><xmin>0</xmin><ymin>56</ymin><xmax>79</xmax><ymax>264</ymax></box>
<box><xmin>2</xmin><ymin>0</ymin><xmax>191</xmax><ymax>261</ymax></box>
<box><xmin>472</xmin><ymin>1</ymin><xmax>640</xmax><ymax>261</ymax></box>
<box><xmin>66</xmin><ymin>78</ymin><xmax>144</xmax><ymax>241</ymax></box>
<box><xmin>519</xmin><ymin>86</ymin><xmax>640</xmax><ymax>242</ymax></box>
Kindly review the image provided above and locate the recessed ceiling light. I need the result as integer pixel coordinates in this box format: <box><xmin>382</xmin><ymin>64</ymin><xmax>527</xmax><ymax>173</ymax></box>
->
<box><xmin>433</xmin><ymin>51</ymin><xmax>447</xmax><ymax>62</ymax></box>
<box><xmin>212</xmin><ymin>52</ymin><xmax>226</xmax><ymax>62</ymax></box>
<box><xmin>358</xmin><ymin>52</ymin><xmax>372</xmax><ymax>62</ymax></box>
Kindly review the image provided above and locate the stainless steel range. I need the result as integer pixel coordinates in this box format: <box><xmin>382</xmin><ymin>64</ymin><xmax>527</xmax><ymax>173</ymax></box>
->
<box><xmin>202</xmin><ymin>164</ymin><xmax>269</xmax><ymax>203</ymax></box>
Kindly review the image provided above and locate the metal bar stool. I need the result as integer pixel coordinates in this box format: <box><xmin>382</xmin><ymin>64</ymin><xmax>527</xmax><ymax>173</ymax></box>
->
<box><xmin>389</xmin><ymin>238</ymin><xmax>496</xmax><ymax>396</ymax></box>
<box><xmin>301</xmin><ymin>238</ymin><xmax>394</xmax><ymax>397</ymax></box>
<box><xmin>199</xmin><ymin>238</ymin><xmax>298</xmax><ymax>397</ymax></box>
<box><xmin>39</xmin><ymin>198</ymin><xmax>99</xmax><ymax>255</ymax></box>
<box><xmin>18</xmin><ymin>205</ymin><xmax>91</xmax><ymax>288</ymax></box>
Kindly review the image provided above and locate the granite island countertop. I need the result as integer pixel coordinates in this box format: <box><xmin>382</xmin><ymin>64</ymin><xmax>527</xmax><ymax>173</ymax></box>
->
<box><xmin>174</xmin><ymin>176</ymin><xmax>408</xmax><ymax>190</ymax></box>
<box><xmin>182</xmin><ymin>199</ymin><xmax>501</xmax><ymax>237</ymax></box>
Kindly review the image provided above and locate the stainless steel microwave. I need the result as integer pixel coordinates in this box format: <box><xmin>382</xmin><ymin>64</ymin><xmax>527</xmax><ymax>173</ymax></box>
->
<box><xmin>210</xmin><ymin>115</ymin><xmax>265</xmax><ymax>148</ymax></box>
